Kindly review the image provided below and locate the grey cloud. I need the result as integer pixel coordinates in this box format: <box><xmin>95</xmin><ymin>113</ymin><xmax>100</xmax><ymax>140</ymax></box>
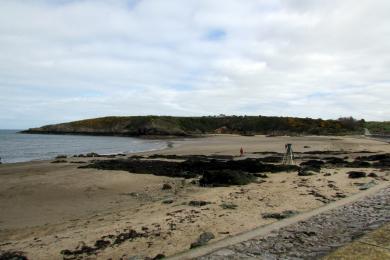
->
<box><xmin>0</xmin><ymin>0</ymin><xmax>389</xmax><ymax>128</ymax></box>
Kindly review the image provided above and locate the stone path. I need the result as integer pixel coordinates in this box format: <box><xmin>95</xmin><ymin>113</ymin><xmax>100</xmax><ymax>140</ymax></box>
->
<box><xmin>197</xmin><ymin>186</ymin><xmax>390</xmax><ymax>259</ymax></box>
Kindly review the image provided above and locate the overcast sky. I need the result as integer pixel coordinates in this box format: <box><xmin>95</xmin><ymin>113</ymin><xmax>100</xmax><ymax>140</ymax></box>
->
<box><xmin>1</xmin><ymin>0</ymin><xmax>389</xmax><ymax>129</ymax></box>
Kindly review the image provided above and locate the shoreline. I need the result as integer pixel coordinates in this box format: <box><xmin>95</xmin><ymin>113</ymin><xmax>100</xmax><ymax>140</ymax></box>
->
<box><xmin>0</xmin><ymin>135</ymin><xmax>186</xmax><ymax>165</ymax></box>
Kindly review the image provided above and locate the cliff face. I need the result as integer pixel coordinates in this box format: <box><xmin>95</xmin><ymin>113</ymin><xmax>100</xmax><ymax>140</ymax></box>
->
<box><xmin>22</xmin><ymin>115</ymin><xmax>365</xmax><ymax>136</ymax></box>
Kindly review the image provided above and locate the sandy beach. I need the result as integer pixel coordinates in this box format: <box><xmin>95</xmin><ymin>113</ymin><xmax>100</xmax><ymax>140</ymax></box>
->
<box><xmin>0</xmin><ymin>134</ymin><xmax>389</xmax><ymax>259</ymax></box>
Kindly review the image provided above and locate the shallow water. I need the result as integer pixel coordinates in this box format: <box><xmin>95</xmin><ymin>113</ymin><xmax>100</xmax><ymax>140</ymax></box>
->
<box><xmin>0</xmin><ymin>130</ymin><xmax>167</xmax><ymax>163</ymax></box>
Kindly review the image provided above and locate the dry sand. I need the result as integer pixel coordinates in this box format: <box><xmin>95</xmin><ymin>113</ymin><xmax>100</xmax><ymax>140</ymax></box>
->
<box><xmin>0</xmin><ymin>134</ymin><xmax>389</xmax><ymax>259</ymax></box>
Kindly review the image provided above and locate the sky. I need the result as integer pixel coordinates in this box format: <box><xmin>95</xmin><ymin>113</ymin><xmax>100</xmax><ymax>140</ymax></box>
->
<box><xmin>1</xmin><ymin>0</ymin><xmax>389</xmax><ymax>129</ymax></box>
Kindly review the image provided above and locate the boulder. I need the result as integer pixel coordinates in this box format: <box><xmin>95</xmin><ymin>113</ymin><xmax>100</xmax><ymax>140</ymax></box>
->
<box><xmin>188</xmin><ymin>201</ymin><xmax>211</xmax><ymax>207</ymax></box>
<box><xmin>348</xmin><ymin>171</ymin><xmax>366</xmax><ymax>178</ymax></box>
<box><xmin>190</xmin><ymin>232</ymin><xmax>215</xmax><ymax>248</ymax></box>
<box><xmin>199</xmin><ymin>170</ymin><xmax>255</xmax><ymax>186</ymax></box>
<box><xmin>368</xmin><ymin>172</ymin><xmax>378</xmax><ymax>178</ymax></box>
<box><xmin>359</xmin><ymin>180</ymin><xmax>376</xmax><ymax>190</ymax></box>
<box><xmin>298</xmin><ymin>167</ymin><xmax>317</xmax><ymax>176</ymax></box>
<box><xmin>220</xmin><ymin>203</ymin><xmax>238</xmax><ymax>209</ymax></box>
<box><xmin>0</xmin><ymin>251</ymin><xmax>28</xmax><ymax>260</ymax></box>
<box><xmin>152</xmin><ymin>254</ymin><xmax>165</xmax><ymax>259</ymax></box>
<box><xmin>262</xmin><ymin>210</ymin><xmax>299</xmax><ymax>220</ymax></box>
<box><xmin>162</xmin><ymin>183</ymin><xmax>172</xmax><ymax>190</ymax></box>
<box><xmin>162</xmin><ymin>199</ymin><xmax>174</xmax><ymax>204</ymax></box>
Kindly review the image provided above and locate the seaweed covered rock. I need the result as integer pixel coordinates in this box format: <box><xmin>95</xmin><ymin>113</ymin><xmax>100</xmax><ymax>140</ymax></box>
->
<box><xmin>298</xmin><ymin>167</ymin><xmax>317</xmax><ymax>176</ymax></box>
<box><xmin>258</xmin><ymin>156</ymin><xmax>282</xmax><ymax>163</ymax></box>
<box><xmin>373</xmin><ymin>158</ymin><xmax>390</xmax><ymax>168</ymax></box>
<box><xmin>348</xmin><ymin>171</ymin><xmax>366</xmax><ymax>178</ymax></box>
<box><xmin>0</xmin><ymin>251</ymin><xmax>28</xmax><ymax>260</ymax></box>
<box><xmin>80</xmin><ymin>159</ymin><xmax>198</xmax><ymax>178</ymax></box>
<box><xmin>348</xmin><ymin>160</ymin><xmax>371</xmax><ymax>168</ymax></box>
<box><xmin>300</xmin><ymin>160</ymin><xmax>325</xmax><ymax>167</ymax></box>
<box><xmin>162</xmin><ymin>183</ymin><xmax>172</xmax><ymax>190</ymax></box>
<box><xmin>356</xmin><ymin>153</ymin><xmax>390</xmax><ymax>161</ymax></box>
<box><xmin>199</xmin><ymin>170</ymin><xmax>256</xmax><ymax>186</ymax></box>
<box><xmin>324</xmin><ymin>157</ymin><xmax>348</xmax><ymax>165</ymax></box>
<box><xmin>368</xmin><ymin>172</ymin><xmax>378</xmax><ymax>178</ymax></box>
<box><xmin>188</xmin><ymin>200</ymin><xmax>211</xmax><ymax>207</ymax></box>
<box><xmin>299</xmin><ymin>160</ymin><xmax>324</xmax><ymax>173</ymax></box>
<box><xmin>262</xmin><ymin>210</ymin><xmax>299</xmax><ymax>220</ymax></box>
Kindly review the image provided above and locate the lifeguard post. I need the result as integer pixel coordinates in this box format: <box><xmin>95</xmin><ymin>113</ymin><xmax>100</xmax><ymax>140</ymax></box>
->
<box><xmin>282</xmin><ymin>143</ymin><xmax>294</xmax><ymax>165</ymax></box>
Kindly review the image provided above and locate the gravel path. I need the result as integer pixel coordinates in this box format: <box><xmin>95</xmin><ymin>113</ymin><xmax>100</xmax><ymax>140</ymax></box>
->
<box><xmin>197</xmin><ymin>186</ymin><xmax>390</xmax><ymax>259</ymax></box>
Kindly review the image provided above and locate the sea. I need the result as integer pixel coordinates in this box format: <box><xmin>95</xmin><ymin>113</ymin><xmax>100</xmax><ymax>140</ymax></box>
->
<box><xmin>0</xmin><ymin>130</ymin><xmax>168</xmax><ymax>164</ymax></box>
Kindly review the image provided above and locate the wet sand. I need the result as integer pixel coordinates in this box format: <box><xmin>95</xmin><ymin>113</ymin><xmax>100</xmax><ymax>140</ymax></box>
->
<box><xmin>0</xmin><ymin>134</ymin><xmax>389</xmax><ymax>259</ymax></box>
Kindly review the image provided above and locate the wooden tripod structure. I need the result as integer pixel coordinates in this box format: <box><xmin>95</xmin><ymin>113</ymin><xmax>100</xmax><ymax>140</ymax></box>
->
<box><xmin>282</xmin><ymin>143</ymin><xmax>295</xmax><ymax>165</ymax></box>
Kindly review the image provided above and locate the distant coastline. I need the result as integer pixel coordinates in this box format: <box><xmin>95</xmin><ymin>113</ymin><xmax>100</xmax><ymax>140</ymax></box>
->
<box><xmin>21</xmin><ymin>115</ymin><xmax>375</xmax><ymax>137</ymax></box>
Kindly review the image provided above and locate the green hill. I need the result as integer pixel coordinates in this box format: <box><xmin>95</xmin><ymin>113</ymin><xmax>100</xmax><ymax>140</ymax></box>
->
<box><xmin>365</xmin><ymin>121</ymin><xmax>390</xmax><ymax>135</ymax></box>
<box><xmin>22</xmin><ymin>115</ymin><xmax>366</xmax><ymax>136</ymax></box>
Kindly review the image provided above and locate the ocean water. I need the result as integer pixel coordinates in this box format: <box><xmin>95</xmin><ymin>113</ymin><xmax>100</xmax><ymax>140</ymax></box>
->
<box><xmin>0</xmin><ymin>130</ymin><xmax>168</xmax><ymax>163</ymax></box>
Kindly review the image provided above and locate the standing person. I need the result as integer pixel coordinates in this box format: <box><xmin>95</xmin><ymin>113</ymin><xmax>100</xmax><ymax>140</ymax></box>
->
<box><xmin>240</xmin><ymin>147</ymin><xmax>244</xmax><ymax>157</ymax></box>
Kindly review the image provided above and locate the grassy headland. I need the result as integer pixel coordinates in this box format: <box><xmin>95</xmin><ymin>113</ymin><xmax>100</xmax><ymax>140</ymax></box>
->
<box><xmin>22</xmin><ymin>115</ymin><xmax>368</xmax><ymax>136</ymax></box>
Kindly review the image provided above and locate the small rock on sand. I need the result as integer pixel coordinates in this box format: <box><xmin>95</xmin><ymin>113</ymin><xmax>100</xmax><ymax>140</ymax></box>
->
<box><xmin>262</xmin><ymin>210</ymin><xmax>299</xmax><ymax>220</ymax></box>
<box><xmin>348</xmin><ymin>171</ymin><xmax>366</xmax><ymax>178</ymax></box>
<box><xmin>162</xmin><ymin>183</ymin><xmax>172</xmax><ymax>190</ymax></box>
<box><xmin>190</xmin><ymin>232</ymin><xmax>215</xmax><ymax>248</ymax></box>
<box><xmin>188</xmin><ymin>200</ymin><xmax>211</xmax><ymax>207</ymax></box>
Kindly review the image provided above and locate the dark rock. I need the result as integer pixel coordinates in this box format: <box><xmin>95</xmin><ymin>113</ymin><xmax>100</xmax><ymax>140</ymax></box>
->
<box><xmin>162</xmin><ymin>184</ymin><xmax>173</xmax><ymax>190</ymax></box>
<box><xmin>190</xmin><ymin>232</ymin><xmax>215</xmax><ymax>248</ymax></box>
<box><xmin>188</xmin><ymin>201</ymin><xmax>211</xmax><ymax>207</ymax></box>
<box><xmin>300</xmin><ymin>160</ymin><xmax>325</xmax><ymax>167</ymax></box>
<box><xmin>199</xmin><ymin>170</ymin><xmax>255</xmax><ymax>186</ymax></box>
<box><xmin>298</xmin><ymin>168</ymin><xmax>316</xmax><ymax>176</ymax></box>
<box><xmin>324</xmin><ymin>157</ymin><xmax>348</xmax><ymax>165</ymax></box>
<box><xmin>253</xmin><ymin>173</ymin><xmax>268</xmax><ymax>178</ymax></box>
<box><xmin>162</xmin><ymin>199</ymin><xmax>174</xmax><ymax>204</ymax></box>
<box><xmin>113</xmin><ymin>229</ymin><xmax>145</xmax><ymax>245</ymax></box>
<box><xmin>262</xmin><ymin>210</ymin><xmax>299</xmax><ymax>220</ymax></box>
<box><xmin>153</xmin><ymin>254</ymin><xmax>165</xmax><ymax>259</ymax></box>
<box><xmin>359</xmin><ymin>181</ymin><xmax>376</xmax><ymax>190</ymax></box>
<box><xmin>94</xmin><ymin>239</ymin><xmax>110</xmax><ymax>249</ymax></box>
<box><xmin>368</xmin><ymin>172</ymin><xmax>378</xmax><ymax>178</ymax></box>
<box><xmin>190</xmin><ymin>179</ymin><xmax>199</xmax><ymax>185</ymax></box>
<box><xmin>373</xmin><ymin>158</ymin><xmax>390</xmax><ymax>168</ymax></box>
<box><xmin>55</xmin><ymin>155</ymin><xmax>67</xmax><ymax>159</ymax></box>
<box><xmin>356</xmin><ymin>153</ymin><xmax>390</xmax><ymax>161</ymax></box>
<box><xmin>348</xmin><ymin>171</ymin><xmax>366</xmax><ymax>178</ymax></box>
<box><xmin>323</xmin><ymin>173</ymin><xmax>331</xmax><ymax>176</ymax></box>
<box><xmin>80</xmin><ymin>156</ymin><xmax>299</xmax><ymax>186</ymax></box>
<box><xmin>334</xmin><ymin>192</ymin><xmax>347</xmax><ymax>198</ymax></box>
<box><xmin>0</xmin><ymin>251</ymin><xmax>28</xmax><ymax>260</ymax></box>
<box><xmin>51</xmin><ymin>159</ymin><xmax>67</xmax><ymax>163</ymax></box>
<box><xmin>348</xmin><ymin>160</ymin><xmax>371</xmax><ymax>168</ymax></box>
<box><xmin>258</xmin><ymin>156</ymin><xmax>282</xmax><ymax>163</ymax></box>
<box><xmin>220</xmin><ymin>203</ymin><xmax>238</xmax><ymax>209</ymax></box>
<box><xmin>308</xmin><ymin>190</ymin><xmax>332</xmax><ymax>203</ymax></box>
